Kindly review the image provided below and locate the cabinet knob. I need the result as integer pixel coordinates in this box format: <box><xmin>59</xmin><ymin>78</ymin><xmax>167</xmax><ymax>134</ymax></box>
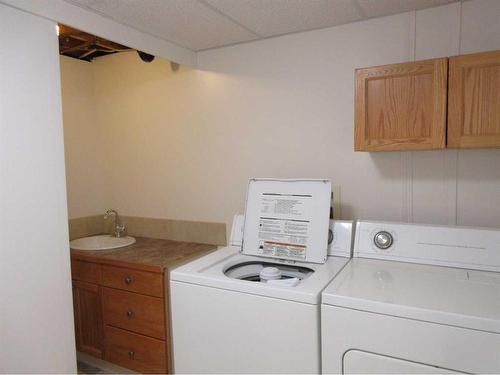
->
<box><xmin>128</xmin><ymin>350</ymin><xmax>135</xmax><ymax>359</ymax></box>
<box><xmin>127</xmin><ymin>309</ymin><xmax>134</xmax><ymax>318</ymax></box>
<box><xmin>124</xmin><ymin>276</ymin><xmax>133</xmax><ymax>285</ymax></box>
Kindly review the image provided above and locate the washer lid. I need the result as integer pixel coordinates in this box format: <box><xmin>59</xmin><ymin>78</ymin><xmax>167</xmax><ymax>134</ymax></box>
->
<box><xmin>242</xmin><ymin>179</ymin><xmax>331</xmax><ymax>264</ymax></box>
<box><xmin>322</xmin><ymin>258</ymin><xmax>500</xmax><ymax>334</ymax></box>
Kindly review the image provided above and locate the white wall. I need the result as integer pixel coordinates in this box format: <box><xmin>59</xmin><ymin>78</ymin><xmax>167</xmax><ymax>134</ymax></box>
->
<box><xmin>0</xmin><ymin>4</ymin><xmax>76</xmax><ymax>373</ymax></box>
<box><xmin>62</xmin><ymin>0</ymin><xmax>500</xmax><ymax>233</ymax></box>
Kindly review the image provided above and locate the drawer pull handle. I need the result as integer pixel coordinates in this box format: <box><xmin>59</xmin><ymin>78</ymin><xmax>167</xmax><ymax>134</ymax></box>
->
<box><xmin>125</xmin><ymin>276</ymin><xmax>133</xmax><ymax>285</ymax></box>
<box><xmin>128</xmin><ymin>350</ymin><xmax>135</xmax><ymax>359</ymax></box>
<box><xmin>127</xmin><ymin>309</ymin><xmax>134</xmax><ymax>318</ymax></box>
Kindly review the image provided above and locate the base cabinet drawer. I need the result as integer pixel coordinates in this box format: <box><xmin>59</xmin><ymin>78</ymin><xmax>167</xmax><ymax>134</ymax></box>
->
<box><xmin>104</xmin><ymin>326</ymin><xmax>167</xmax><ymax>374</ymax></box>
<box><xmin>102</xmin><ymin>287</ymin><xmax>166</xmax><ymax>339</ymax></box>
<box><xmin>102</xmin><ymin>265</ymin><xmax>163</xmax><ymax>297</ymax></box>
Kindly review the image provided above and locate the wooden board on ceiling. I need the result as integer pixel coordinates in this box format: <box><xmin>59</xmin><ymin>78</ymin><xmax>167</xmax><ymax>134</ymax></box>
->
<box><xmin>58</xmin><ymin>24</ymin><xmax>131</xmax><ymax>61</ymax></box>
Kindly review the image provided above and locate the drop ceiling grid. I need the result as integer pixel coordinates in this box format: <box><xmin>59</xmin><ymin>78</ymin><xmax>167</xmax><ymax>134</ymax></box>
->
<box><xmin>63</xmin><ymin>0</ymin><xmax>458</xmax><ymax>52</ymax></box>
<box><xmin>64</xmin><ymin>0</ymin><xmax>260</xmax><ymax>51</ymax></box>
<box><xmin>203</xmin><ymin>0</ymin><xmax>364</xmax><ymax>38</ymax></box>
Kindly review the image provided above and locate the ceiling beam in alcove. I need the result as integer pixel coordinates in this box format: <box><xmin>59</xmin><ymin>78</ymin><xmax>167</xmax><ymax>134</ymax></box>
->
<box><xmin>58</xmin><ymin>24</ymin><xmax>132</xmax><ymax>62</ymax></box>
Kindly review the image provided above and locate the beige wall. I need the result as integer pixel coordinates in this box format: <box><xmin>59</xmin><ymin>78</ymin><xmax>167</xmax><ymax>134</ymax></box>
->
<box><xmin>61</xmin><ymin>56</ymin><xmax>109</xmax><ymax>218</ymax></box>
<box><xmin>61</xmin><ymin>0</ymin><xmax>500</xmax><ymax>233</ymax></box>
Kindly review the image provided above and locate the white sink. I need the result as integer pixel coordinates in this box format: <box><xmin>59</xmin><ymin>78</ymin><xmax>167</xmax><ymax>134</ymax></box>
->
<box><xmin>70</xmin><ymin>235</ymin><xmax>136</xmax><ymax>251</ymax></box>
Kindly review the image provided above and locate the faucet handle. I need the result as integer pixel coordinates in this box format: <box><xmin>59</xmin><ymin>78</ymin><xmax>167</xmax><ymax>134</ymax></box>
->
<box><xmin>115</xmin><ymin>222</ymin><xmax>126</xmax><ymax>238</ymax></box>
<box><xmin>104</xmin><ymin>209</ymin><xmax>126</xmax><ymax>237</ymax></box>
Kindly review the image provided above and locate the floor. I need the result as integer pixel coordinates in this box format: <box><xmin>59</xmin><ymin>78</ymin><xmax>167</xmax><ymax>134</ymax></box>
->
<box><xmin>77</xmin><ymin>360</ymin><xmax>109</xmax><ymax>374</ymax></box>
<box><xmin>77</xmin><ymin>352</ymin><xmax>135</xmax><ymax>374</ymax></box>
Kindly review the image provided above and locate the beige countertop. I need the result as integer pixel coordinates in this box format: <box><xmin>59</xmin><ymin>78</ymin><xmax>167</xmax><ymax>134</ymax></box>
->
<box><xmin>71</xmin><ymin>236</ymin><xmax>216</xmax><ymax>273</ymax></box>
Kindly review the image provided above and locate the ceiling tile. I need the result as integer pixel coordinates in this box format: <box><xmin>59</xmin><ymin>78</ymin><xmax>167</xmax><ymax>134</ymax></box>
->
<box><xmin>66</xmin><ymin>0</ymin><xmax>259</xmax><ymax>50</ymax></box>
<box><xmin>356</xmin><ymin>0</ymin><xmax>456</xmax><ymax>18</ymax></box>
<box><xmin>204</xmin><ymin>0</ymin><xmax>363</xmax><ymax>37</ymax></box>
<box><xmin>65</xmin><ymin>0</ymin><xmax>460</xmax><ymax>52</ymax></box>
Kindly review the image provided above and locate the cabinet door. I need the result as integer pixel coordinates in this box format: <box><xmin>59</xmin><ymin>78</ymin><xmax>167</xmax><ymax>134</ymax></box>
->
<box><xmin>72</xmin><ymin>280</ymin><xmax>103</xmax><ymax>358</ymax></box>
<box><xmin>448</xmin><ymin>50</ymin><xmax>500</xmax><ymax>148</ymax></box>
<box><xmin>355</xmin><ymin>58</ymin><xmax>447</xmax><ymax>151</ymax></box>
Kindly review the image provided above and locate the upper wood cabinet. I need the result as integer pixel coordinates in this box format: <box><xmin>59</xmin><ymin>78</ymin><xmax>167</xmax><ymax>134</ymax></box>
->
<box><xmin>448</xmin><ymin>50</ymin><xmax>500</xmax><ymax>148</ymax></box>
<box><xmin>355</xmin><ymin>58</ymin><xmax>448</xmax><ymax>151</ymax></box>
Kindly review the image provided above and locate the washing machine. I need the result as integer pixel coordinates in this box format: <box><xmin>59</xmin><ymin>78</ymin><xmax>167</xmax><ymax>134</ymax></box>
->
<box><xmin>170</xmin><ymin>179</ymin><xmax>353</xmax><ymax>373</ymax></box>
<box><xmin>321</xmin><ymin>220</ymin><xmax>500</xmax><ymax>374</ymax></box>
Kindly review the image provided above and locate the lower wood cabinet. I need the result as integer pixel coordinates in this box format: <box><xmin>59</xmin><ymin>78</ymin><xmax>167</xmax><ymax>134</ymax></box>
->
<box><xmin>71</xmin><ymin>258</ymin><xmax>170</xmax><ymax>373</ymax></box>
<box><xmin>72</xmin><ymin>280</ymin><xmax>103</xmax><ymax>358</ymax></box>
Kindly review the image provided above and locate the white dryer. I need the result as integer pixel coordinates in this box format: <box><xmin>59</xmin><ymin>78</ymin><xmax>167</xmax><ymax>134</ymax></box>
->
<box><xmin>321</xmin><ymin>220</ymin><xmax>500</xmax><ymax>374</ymax></box>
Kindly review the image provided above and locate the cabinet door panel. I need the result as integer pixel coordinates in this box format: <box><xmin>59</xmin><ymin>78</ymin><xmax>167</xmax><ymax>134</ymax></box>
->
<box><xmin>448</xmin><ymin>50</ymin><xmax>500</xmax><ymax>148</ymax></box>
<box><xmin>72</xmin><ymin>280</ymin><xmax>103</xmax><ymax>358</ymax></box>
<box><xmin>355</xmin><ymin>58</ymin><xmax>447</xmax><ymax>151</ymax></box>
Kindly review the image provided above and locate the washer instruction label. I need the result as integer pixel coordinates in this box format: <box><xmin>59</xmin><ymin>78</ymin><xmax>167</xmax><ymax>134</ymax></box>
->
<box><xmin>257</xmin><ymin>193</ymin><xmax>312</xmax><ymax>259</ymax></box>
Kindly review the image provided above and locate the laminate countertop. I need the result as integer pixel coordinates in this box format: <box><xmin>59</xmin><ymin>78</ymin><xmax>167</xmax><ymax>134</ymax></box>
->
<box><xmin>71</xmin><ymin>236</ymin><xmax>217</xmax><ymax>273</ymax></box>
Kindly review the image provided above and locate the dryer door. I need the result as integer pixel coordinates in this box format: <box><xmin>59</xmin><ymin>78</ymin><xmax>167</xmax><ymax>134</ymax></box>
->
<box><xmin>343</xmin><ymin>350</ymin><xmax>463</xmax><ymax>374</ymax></box>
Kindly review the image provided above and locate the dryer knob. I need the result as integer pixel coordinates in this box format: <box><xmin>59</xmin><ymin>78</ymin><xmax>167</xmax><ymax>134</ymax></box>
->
<box><xmin>374</xmin><ymin>231</ymin><xmax>393</xmax><ymax>250</ymax></box>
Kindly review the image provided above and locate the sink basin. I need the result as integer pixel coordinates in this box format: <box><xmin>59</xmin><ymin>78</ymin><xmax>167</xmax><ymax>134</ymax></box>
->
<box><xmin>70</xmin><ymin>235</ymin><xmax>136</xmax><ymax>251</ymax></box>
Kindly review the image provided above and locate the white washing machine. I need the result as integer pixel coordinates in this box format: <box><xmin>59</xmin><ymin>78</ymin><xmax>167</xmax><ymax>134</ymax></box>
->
<box><xmin>170</xmin><ymin>218</ymin><xmax>352</xmax><ymax>373</ymax></box>
<box><xmin>170</xmin><ymin>177</ymin><xmax>352</xmax><ymax>374</ymax></box>
<box><xmin>321</xmin><ymin>220</ymin><xmax>500</xmax><ymax>374</ymax></box>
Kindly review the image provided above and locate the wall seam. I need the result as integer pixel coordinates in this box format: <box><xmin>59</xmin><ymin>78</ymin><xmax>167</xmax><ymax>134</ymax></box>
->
<box><xmin>445</xmin><ymin>1</ymin><xmax>462</xmax><ymax>226</ymax></box>
<box><xmin>403</xmin><ymin>10</ymin><xmax>417</xmax><ymax>223</ymax></box>
<box><xmin>410</xmin><ymin>10</ymin><xmax>416</xmax><ymax>223</ymax></box>
<box><xmin>454</xmin><ymin>1</ymin><xmax>464</xmax><ymax>225</ymax></box>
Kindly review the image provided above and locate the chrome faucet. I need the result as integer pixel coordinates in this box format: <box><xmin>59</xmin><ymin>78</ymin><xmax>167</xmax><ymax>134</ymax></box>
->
<box><xmin>104</xmin><ymin>209</ymin><xmax>126</xmax><ymax>238</ymax></box>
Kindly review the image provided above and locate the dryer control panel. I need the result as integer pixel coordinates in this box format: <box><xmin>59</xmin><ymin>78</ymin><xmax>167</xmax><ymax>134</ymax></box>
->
<box><xmin>354</xmin><ymin>220</ymin><xmax>500</xmax><ymax>272</ymax></box>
